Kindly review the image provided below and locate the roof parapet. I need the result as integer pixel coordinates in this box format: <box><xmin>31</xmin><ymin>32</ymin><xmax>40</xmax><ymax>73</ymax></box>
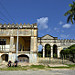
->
<box><xmin>0</xmin><ymin>23</ymin><xmax>37</xmax><ymax>29</ymax></box>
<box><xmin>58</xmin><ymin>39</ymin><xmax>75</xmax><ymax>43</ymax></box>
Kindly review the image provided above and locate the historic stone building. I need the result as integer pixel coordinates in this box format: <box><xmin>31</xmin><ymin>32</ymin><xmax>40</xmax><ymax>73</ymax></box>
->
<box><xmin>38</xmin><ymin>34</ymin><xmax>75</xmax><ymax>58</ymax></box>
<box><xmin>0</xmin><ymin>23</ymin><xmax>37</xmax><ymax>63</ymax></box>
<box><xmin>0</xmin><ymin>23</ymin><xmax>75</xmax><ymax>63</ymax></box>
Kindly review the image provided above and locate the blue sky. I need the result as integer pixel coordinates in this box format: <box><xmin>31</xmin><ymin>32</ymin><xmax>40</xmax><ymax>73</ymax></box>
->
<box><xmin>0</xmin><ymin>0</ymin><xmax>75</xmax><ymax>39</ymax></box>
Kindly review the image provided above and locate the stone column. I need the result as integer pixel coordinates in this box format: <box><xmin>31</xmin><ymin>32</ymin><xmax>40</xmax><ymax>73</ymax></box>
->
<box><xmin>43</xmin><ymin>46</ymin><xmax>45</xmax><ymax>58</ymax></box>
<box><xmin>30</xmin><ymin>36</ymin><xmax>34</xmax><ymax>63</ymax></box>
<box><xmin>0</xmin><ymin>54</ymin><xmax>2</xmax><ymax>63</ymax></box>
<box><xmin>30</xmin><ymin>36</ymin><xmax>37</xmax><ymax>63</ymax></box>
<box><xmin>10</xmin><ymin>36</ymin><xmax>14</xmax><ymax>52</ymax></box>
<box><xmin>51</xmin><ymin>46</ymin><xmax>53</xmax><ymax>58</ymax></box>
<box><xmin>34</xmin><ymin>37</ymin><xmax>37</xmax><ymax>52</ymax></box>
<box><xmin>9</xmin><ymin>36</ymin><xmax>14</xmax><ymax>62</ymax></box>
<box><xmin>30</xmin><ymin>36</ymin><xmax>34</xmax><ymax>51</ymax></box>
<box><xmin>57</xmin><ymin>47</ymin><xmax>60</xmax><ymax>58</ymax></box>
<box><xmin>8</xmin><ymin>52</ymin><xmax>12</xmax><ymax>61</ymax></box>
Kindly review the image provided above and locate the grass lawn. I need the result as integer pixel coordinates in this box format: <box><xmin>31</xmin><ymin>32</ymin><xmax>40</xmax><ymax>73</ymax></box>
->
<box><xmin>30</xmin><ymin>65</ymin><xmax>45</xmax><ymax>69</ymax></box>
<box><xmin>48</xmin><ymin>64</ymin><xmax>75</xmax><ymax>69</ymax></box>
<box><xmin>0</xmin><ymin>64</ymin><xmax>75</xmax><ymax>71</ymax></box>
<box><xmin>0</xmin><ymin>66</ymin><xmax>28</xmax><ymax>71</ymax></box>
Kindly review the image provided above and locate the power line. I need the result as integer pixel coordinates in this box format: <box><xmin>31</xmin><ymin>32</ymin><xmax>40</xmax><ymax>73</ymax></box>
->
<box><xmin>0</xmin><ymin>1</ymin><xmax>15</xmax><ymax>23</ymax></box>
<box><xmin>0</xmin><ymin>10</ymin><xmax>13</xmax><ymax>23</ymax></box>
<box><xmin>0</xmin><ymin>17</ymin><xmax>8</xmax><ymax>23</ymax></box>
<box><xmin>0</xmin><ymin>1</ymin><xmax>16</xmax><ymax>23</ymax></box>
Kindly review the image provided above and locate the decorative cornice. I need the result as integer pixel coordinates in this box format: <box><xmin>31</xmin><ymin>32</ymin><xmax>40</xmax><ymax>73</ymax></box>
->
<box><xmin>0</xmin><ymin>23</ymin><xmax>37</xmax><ymax>29</ymax></box>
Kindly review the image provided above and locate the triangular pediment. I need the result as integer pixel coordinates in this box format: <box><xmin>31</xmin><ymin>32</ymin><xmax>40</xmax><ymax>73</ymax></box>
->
<box><xmin>41</xmin><ymin>34</ymin><xmax>54</xmax><ymax>39</ymax></box>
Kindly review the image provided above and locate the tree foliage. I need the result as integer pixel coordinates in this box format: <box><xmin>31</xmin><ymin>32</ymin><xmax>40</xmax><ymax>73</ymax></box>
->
<box><xmin>64</xmin><ymin>1</ymin><xmax>75</xmax><ymax>24</ymax></box>
<box><xmin>60</xmin><ymin>44</ymin><xmax>75</xmax><ymax>55</ymax></box>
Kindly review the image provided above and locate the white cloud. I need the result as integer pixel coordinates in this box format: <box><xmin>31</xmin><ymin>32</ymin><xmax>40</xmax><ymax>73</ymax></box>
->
<box><xmin>54</xmin><ymin>27</ymin><xmax>59</xmax><ymax>32</ymax></box>
<box><xmin>54</xmin><ymin>28</ymin><xmax>58</xmax><ymax>30</ymax></box>
<box><xmin>60</xmin><ymin>34</ymin><xmax>69</xmax><ymax>39</ymax></box>
<box><xmin>61</xmin><ymin>30</ymin><xmax>64</xmax><ymax>33</ymax></box>
<box><xmin>47</xmin><ymin>28</ymin><xmax>51</xmax><ymax>32</ymax></box>
<box><xmin>59</xmin><ymin>21</ymin><xmax>63</xmax><ymax>25</ymax></box>
<box><xmin>62</xmin><ymin>24</ymin><xmax>71</xmax><ymax>28</ymax></box>
<box><xmin>37</xmin><ymin>17</ymin><xmax>48</xmax><ymax>29</ymax></box>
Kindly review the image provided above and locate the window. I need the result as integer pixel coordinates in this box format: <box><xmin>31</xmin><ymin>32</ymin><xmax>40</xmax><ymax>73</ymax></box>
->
<box><xmin>0</xmin><ymin>39</ymin><xmax>6</xmax><ymax>45</ymax></box>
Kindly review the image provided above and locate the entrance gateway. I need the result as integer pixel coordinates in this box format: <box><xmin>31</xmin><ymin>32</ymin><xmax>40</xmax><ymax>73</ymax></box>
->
<box><xmin>0</xmin><ymin>23</ymin><xmax>75</xmax><ymax>63</ymax></box>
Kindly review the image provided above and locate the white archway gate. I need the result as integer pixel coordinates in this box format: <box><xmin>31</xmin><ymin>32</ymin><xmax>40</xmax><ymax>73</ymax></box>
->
<box><xmin>38</xmin><ymin>34</ymin><xmax>75</xmax><ymax>58</ymax></box>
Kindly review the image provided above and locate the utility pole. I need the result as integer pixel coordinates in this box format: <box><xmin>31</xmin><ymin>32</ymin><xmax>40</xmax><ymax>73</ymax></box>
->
<box><xmin>16</xmin><ymin>25</ymin><xmax>19</xmax><ymax>61</ymax></box>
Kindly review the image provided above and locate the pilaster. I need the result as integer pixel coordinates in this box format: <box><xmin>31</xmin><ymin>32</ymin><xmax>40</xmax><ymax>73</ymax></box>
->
<box><xmin>57</xmin><ymin>47</ymin><xmax>60</xmax><ymax>58</ymax></box>
<box><xmin>51</xmin><ymin>46</ymin><xmax>53</xmax><ymax>58</ymax></box>
<box><xmin>34</xmin><ymin>37</ymin><xmax>37</xmax><ymax>52</ymax></box>
<box><xmin>30</xmin><ymin>36</ymin><xmax>37</xmax><ymax>63</ymax></box>
<box><xmin>30</xmin><ymin>36</ymin><xmax>34</xmax><ymax>51</ymax></box>
<box><xmin>10</xmin><ymin>36</ymin><xmax>14</xmax><ymax>52</ymax></box>
<box><xmin>43</xmin><ymin>46</ymin><xmax>45</xmax><ymax>58</ymax></box>
<box><xmin>0</xmin><ymin>54</ymin><xmax>2</xmax><ymax>63</ymax></box>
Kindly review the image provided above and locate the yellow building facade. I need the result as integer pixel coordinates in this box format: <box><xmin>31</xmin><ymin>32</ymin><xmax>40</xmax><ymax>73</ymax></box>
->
<box><xmin>0</xmin><ymin>23</ymin><xmax>38</xmax><ymax>63</ymax></box>
<box><xmin>0</xmin><ymin>23</ymin><xmax>75</xmax><ymax>63</ymax></box>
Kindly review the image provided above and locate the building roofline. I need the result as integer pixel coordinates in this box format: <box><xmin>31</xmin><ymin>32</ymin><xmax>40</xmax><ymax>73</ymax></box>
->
<box><xmin>38</xmin><ymin>34</ymin><xmax>58</xmax><ymax>39</ymax></box>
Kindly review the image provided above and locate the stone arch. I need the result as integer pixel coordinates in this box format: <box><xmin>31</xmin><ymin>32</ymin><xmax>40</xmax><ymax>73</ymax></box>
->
<box><xmin>45</xmin><ymin>44</ymin><xmax>51</xmax><ymax>57</ymax></box>
<box><xmin>18</xmin><ymin>54</ymin><xmax>29</xmax><ymax>63</ymax></box>
<box><xmin>18</xmin><ymin>54</ymin><xmax>29</xmax><ymax>57</ymax></box>
<box><xmin>53</xmin><ymin>44</ymin><xmax>57</xmax><ymax>58</ymax></box>
<box><xmin>1</xmin><ymin>54</ymin><xmax>8</xmax><ymax>62</ymax></box>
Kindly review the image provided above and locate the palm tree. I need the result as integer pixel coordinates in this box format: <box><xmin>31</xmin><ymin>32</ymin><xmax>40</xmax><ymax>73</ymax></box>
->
<box><xmin>64</xmin><ymin>1</ymin><xmax>75</xmax><ymax>24</ymax></box>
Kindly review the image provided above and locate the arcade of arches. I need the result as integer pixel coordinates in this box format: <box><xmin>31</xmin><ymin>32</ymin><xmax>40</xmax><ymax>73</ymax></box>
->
<box><xmin>38</xmin><ymin>44</ymin><xmax>57</xmax><ymax>58</ymax></box>
<box><xmin>0</xmin><ymin>54</ymin><xmax>29</xmax><ymax>63</ymax></box>
<box><xmin>38</xmin><ymin>34</ymin><xmax>60</xmax><ymax>58</ymax></box>
<box><xmin>38</xmin><ymin>34</ymin><xmax>75</xmax><ymax>58</ymax></box>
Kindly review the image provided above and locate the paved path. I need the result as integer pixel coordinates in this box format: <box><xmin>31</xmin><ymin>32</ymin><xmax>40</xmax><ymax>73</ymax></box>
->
<box><xmin>0</xmin><ymin>70</ymin><xmax>75</xmax><ymax>75</ymax></box>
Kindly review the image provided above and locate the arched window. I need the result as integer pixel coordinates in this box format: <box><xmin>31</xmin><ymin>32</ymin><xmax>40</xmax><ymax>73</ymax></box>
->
<box><xmin>1</xmin><ymin>54</ymin><xmax>8</xmax><ymax>62</ymax></box>
<box><xmin>45</xmin><ymin>44</ymin><xmax>51</xmax><ymax>57</ymax></box>
<box><xmin>18</xmin><ymin>54</ymin><xmax>29</xmax><ymax>63</ymax></box>
<box><xmin>53</xmin><ymin>44</ymin><xmax>57</xmax><ymax>58</ymax></box>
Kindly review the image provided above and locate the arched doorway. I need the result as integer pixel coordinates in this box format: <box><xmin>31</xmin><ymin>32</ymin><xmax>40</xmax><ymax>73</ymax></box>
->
<box><xmin>1</xmin><ymin>54</ymin><xmax>8</xmax><ymax>62</ymax></box>
<box><xmin>38</xmin><ymin>45</ymin><xmax>43</xmax><ymax>57</ymax></box>
<box><xmin>53</xmin><ymin>44</ymin><xmax>57</xmax><ymax>58</ymax></box>
<box><xmin>18</xmin><ymin>55</ymin><xmax>29</xmax><ymax>63</ymax></box>
<box><xmin>45</xmin><ymin>44</ymin><xmax>51</xmax><ymax>57</ymax></box>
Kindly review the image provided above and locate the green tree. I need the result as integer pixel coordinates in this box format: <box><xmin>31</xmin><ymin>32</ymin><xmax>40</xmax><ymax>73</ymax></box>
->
<box><xmin>60</xmin><ymin>44</ymin><xmax>75</xmax><ymax>59</ymax></box>
<box><xmin>45</xmin><ymin>44</ymin><xmax>51</xmax><ymax>57</ymax></box>
<box><xmin>64</xmin><ymin>1</ymin><xmax>75</xmax><ymax>24</ymax></box>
